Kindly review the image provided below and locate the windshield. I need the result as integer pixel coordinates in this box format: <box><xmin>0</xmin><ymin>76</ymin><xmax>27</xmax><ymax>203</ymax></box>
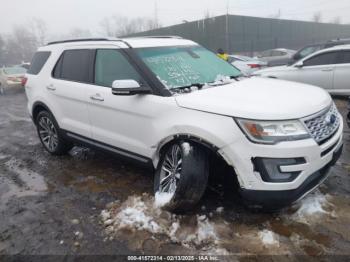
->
<box><xmin>3</xmin><ymin>67</ymin><xmax>26</xmax><ymax>75</ymax></box>
<box><xmin>136</xmin><ymin>45</ymin><xmax>241</xmax><ymax>89</ymax></box>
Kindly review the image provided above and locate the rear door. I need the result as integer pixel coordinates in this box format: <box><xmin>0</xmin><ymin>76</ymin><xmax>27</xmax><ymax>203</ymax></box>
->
<box><xmin>297</xmin><ymin>51</ymin><xmax>337</xmax><ymax>90</ymax></box>
<box><xmin>333</xmin><ymin>50</ymin><xmax>350</xmax><ymax>93</ymax></box>
<box><xmin>49</xmin><ymin>49</ymin><xmax>94</xmax><ymax>138</ymax></box>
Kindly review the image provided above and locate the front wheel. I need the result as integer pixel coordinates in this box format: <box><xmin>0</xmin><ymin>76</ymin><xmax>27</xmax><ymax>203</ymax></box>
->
<box><xmin>154</xmin><ymin>141</ymin><xmax>209</xmax><ymax>212</ymax></box>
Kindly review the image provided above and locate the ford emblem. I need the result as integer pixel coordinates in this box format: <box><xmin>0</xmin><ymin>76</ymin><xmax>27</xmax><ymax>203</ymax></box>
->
<box><xmin>325</xmin><ymin>114</ymin><xmax>336</xmax><ymax>125</ymax></box>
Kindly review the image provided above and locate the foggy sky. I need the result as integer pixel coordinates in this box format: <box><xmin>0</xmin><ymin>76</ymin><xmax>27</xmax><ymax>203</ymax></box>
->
<box><xmin>1</xmin><ymin>0</ymin><xmax>350</xmax><ymax>36</ymax></box>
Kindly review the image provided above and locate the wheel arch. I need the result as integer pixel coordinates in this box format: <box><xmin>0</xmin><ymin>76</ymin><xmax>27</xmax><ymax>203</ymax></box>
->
<box><xmin>32</xmin><ymin>101</ymin><xmax>54</xmax><ymax>124</ymax></box>
<box><xmin>153</xmin><ymin>133</ymin><xmax>224</xmax><ymax>168</ymax></box>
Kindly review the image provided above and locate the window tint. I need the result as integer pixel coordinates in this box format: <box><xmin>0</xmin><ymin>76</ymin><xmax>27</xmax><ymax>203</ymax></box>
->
<box><xmin>27</xmin><ymin>51</ymin><xmax>51</xmax><ymax>75</ymax></box>
<box><xmin>57</xmin><ymin>50</ymin><xmax>93</xmax><ymax>83</ymax></box>
<box><xmin>94</xmin><ymin>49</ymin><xmax>144</xmax><ymax>87</ymax></box>
<box><xmin>339</xmin><ymin>51</ymin><xmax>350</xmax><ymax>64</ymax></box>
<box><xmin>303</xmin><ymin>52</ymin><xmax>337</xmax><ymax>66</ymax></box>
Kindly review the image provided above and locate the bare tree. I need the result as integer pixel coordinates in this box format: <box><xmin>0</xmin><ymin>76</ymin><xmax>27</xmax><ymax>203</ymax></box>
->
<box><xmin>99</xmin><ymin>15</ymin><xmax>160</xmax><ymax>37</ymax></box>
<box><xmin>331</xmin><ymin>17</ymin><xmax>342</xmax><ymax>24</ymax></box>
<box><xmin>269</xmin><ymin>9</ymin><xmax>281</xmax><ymax>19</ymax></box>
<box><xmin>30</xmin><ymin>18</ymin><xmax>48</xmax><ymax>46</ymax></box>
<box><xmin>204</xmin><ymin>10</ymin><xmax>211</xmax><ymax>19</ymax></box>
<box><xmin>0</xmin><ymin>35</ymin><xmax>5</xmax><ymax>66</ymax></box>
<box><xmin>312</xmin><ymin>12</ymin><xmax>322</xmax><ymax>23</ymax></box>
<box><xmin>5</xmin><ymin>25</ymin><xmax>38</xmax><ymax>64</ymax></box>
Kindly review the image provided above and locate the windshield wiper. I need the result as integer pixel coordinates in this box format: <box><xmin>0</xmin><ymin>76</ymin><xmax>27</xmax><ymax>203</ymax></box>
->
<box><xmin>171</xmin><ymin>83</ymin><xmax>204</xmax><ymax>92</ymax></box>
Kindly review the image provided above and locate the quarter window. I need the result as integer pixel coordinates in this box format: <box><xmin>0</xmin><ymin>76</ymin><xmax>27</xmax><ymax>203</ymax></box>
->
<box><xmin>303</xmin><ymin>52</ymin><xmax>338</xmax><ymax>66</ymax></box>
<box><xmin>28</xmin><ymin>51</ymin><xmax>51</xmax><ymax>75</ymax></box>
<box><xmin>94</xmin><ymin>49</ymin><xmax>144</xmax><ymax>87</ymax></box>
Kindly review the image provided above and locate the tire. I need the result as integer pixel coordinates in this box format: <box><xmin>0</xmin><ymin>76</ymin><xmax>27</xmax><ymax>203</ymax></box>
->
<box><xmin>154</xmin><ymin>141</ymin><xmax>209</xmax><ymax>212</ymax></box>
<box><xmin>35</xmin><ymin>110</ymin><xmax>73</xmax><ymax>155</ymax></box>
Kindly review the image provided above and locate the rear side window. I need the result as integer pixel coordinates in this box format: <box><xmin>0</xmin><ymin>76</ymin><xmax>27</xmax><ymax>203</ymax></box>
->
<box><xmin>53</xmin><ymin>49</ymin><xmax>93</xmax><ymax>83</ymax></box>
<box><xmin>27</xmin><ymin>51</ymin><xmax>51</xmax><ymax>75</ymax></box>
<box><xmin>304</xmin><ymin>52</ymin><xmax>338</xmax><ymax>66</ymax></box>
<box><xmin>94</xmin><ymin>49</ymin><xmax>144</xmax><ymax>87</ymax></box>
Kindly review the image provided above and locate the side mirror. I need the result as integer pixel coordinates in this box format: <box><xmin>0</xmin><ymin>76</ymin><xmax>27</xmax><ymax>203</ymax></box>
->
<box><xmin>111</xmin><ymin>80</ymin><xmax>151</xmax><ymax>96</ymax></box>
<box><xmin>294</xmin><ymin>61</ymin><xmax>304</xmax><ymax>68</ymax></box>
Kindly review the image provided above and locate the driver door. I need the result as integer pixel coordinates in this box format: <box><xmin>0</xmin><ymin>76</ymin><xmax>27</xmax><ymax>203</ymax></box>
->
<box><xmin>85</xmin><ymin>48</ymin><xmax>169</xmax><ymax>159</ymax></box>
<box><xmin>297</xmin><ymin>51</ymin><xmax>337</xmax><ymax>91</ymax></box>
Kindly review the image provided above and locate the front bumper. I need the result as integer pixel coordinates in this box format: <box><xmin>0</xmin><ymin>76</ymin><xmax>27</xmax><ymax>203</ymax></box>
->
<box><xmin>239</xmin><ymin>144</ymin><xmax>343</xmax><ymax>209</ymax></box>
<box><xmin>219</xmin><ymin>114</ymin><xmax>343</xmax><ymax>198</ymax></box>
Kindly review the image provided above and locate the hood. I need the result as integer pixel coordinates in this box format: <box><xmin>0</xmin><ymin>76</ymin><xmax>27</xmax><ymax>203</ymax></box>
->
<box><xmin>254</xmin><ymin>65</ymin><xmax>290</xmax><ymax>74</ymax></box>
<box><xmin>175</xmin><ymin>77</ymin><xmax>331</xmax><ymax>120</ymax></box>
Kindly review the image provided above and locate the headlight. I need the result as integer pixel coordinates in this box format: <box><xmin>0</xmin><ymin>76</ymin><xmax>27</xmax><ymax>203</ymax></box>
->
<box><xmin>236</xmin><ymin>119</ymin><xmax>310</xmax><ymax>144</ymax></box>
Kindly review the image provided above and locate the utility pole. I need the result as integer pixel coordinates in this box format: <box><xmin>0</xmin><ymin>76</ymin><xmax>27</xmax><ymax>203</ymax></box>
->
<box><xmin>154</xmin><ymin>0</ymin><xmax>159</xmax><ymax>28</ymax></box>
<box><xmin>225</xmin><ymin>0</ymin><xmax>230</xmax><ymax>52</ymax></box>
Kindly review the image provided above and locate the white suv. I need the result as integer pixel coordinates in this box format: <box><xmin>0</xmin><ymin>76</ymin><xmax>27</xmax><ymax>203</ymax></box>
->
<box><xmin>24</xmin><ymin>37</ymin><xmax>344</xmax><ymax>211</ymax></box>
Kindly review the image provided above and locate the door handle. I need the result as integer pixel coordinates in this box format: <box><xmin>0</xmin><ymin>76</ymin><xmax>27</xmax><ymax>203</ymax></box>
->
<box><xmin>46</xmin><ymin>84</ymin><xmax>56</xmax><ymax>91</ymax></box>
<box><xmin>321</xmin><ymin>68</ymin><xmax>333</xmax><ymax>72</ymax></box>
<box><xmin>90</xmin><ymin>94</ymin><xmax>104</xmax><ymax>101</ymax></box>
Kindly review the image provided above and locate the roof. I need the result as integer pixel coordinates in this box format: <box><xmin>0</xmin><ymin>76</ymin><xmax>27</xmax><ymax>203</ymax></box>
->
<box><xmin>45</xmin><ymin>36</ymin><xmax>197</xmax><ymax>49</ymax></box>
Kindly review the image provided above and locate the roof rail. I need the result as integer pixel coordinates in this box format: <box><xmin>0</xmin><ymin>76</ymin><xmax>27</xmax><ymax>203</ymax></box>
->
<box><xmin>126</xmin><ymin>35</ymin><xmax>183</xmax><ymax>39</ymax></box>
<box><xmin>46</xmin><ymin>37</ymin><xmax>121</xmax><ymax>46</ymax></box>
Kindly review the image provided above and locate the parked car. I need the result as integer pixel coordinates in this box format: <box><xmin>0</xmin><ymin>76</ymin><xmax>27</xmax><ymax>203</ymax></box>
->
<box><xmin>253</xmin><ymin>45</ymin><xmax>350</xmax><ymax>96</ymax></box>
<box><xmin>255</xmin><ymin>48</ymin><xmax>296</xmax><ymax>66</ymax></box>
<box><xmin>228</xmin><ymin>55</ymin><xmax>267</xmax><ymax>75</ymax></box>
<box><xmin>347</xmin><ymin>97</ymin><xmax>350</xmax><ymax>128</ymax></box>
<box><xmin>0</xmin><ymin>66</ymin><xmax>27</xmax><ymax>95</ymax></box>
<box><xmin>289</xmin><ymin>38</ymin><xmax>350</xmax><ymax>64</ymax></box>
<box><xmin>25</xmin><ymin>37</ymin><xmax>343</xmax><ymax>212</ymax></box>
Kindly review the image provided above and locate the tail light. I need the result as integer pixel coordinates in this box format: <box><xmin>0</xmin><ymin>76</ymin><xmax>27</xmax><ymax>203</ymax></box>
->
<box><xmin>248</xmin><ymin>64</ymin><xmax>261</xmax><ymax>69</ymax></box>
<box><xmin>21</xmin><ymin>77</ymin><xmax>28</xmax><ymax>87</ymax></box>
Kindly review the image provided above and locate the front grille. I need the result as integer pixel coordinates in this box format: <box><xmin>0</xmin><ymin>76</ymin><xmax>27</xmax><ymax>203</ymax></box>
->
<box><xmin>304</xmin><ymin>103</ymin><xmax>340</xmax><ymax>144</ymax></box>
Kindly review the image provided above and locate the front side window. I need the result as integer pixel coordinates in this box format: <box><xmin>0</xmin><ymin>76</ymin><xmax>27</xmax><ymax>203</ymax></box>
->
<box><xmin>136</xmin><ymin>46</ymin><xmax>241</xmax><ymax>89</ymax></box>
<box><xmin>94</xmin><ymin>49</ymin><xmax>144</xmax><ymax>87</ymax></box>
<box><xmin>55</xmin><ymin>49</ymin><xmax>93</xmax><ymax>83</ymax></box>
<box><xmin>338</xmin><ymin>51</ymin><xmax>350</xmax><ymax>64</ymax></box>
<box><xmin>303</xmin><ymin>52</ymin><xmax>338</xmax><ymax>67</ymax></box>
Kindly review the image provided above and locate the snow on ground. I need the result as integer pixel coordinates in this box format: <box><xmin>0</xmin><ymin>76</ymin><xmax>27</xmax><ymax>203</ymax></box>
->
<box><xmin>101</xmin><ymin>194</ymin><xmax>226</xmax><ymax>253</ymax></box>
<box><xmin>154</xmin><ymin>191</ymin><xmax>173</xmax><ymax>208</ymax></box>
<box><xmin>259</xmin><ymin>230</ymin><xmax>279</xmax><ymax>246</ymax></box>
<box><xmin>292</xmin><ymin>190</ymin><xmax>332</xmax><ymax>224</ymax></box>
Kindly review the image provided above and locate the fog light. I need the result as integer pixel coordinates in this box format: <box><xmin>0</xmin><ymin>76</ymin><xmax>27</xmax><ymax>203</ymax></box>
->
<box><xmin>252</xmin><ymin>157</ymin><xmax>305</xmax><ymax>183</ymax></box>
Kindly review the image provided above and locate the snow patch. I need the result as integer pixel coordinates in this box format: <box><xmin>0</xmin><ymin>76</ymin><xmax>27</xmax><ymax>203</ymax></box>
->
<box><xmin>101</xmin><ymin>194</ymin><xmax>225</xmax><ymax>252</ymax></box>
<box><xmin>154</xmin><ymin>191</ymin><xmax>173</xmax><ymax>208</ymax></box>
<box><xmin>292</xmin><ymin>190</ymin><xmax>332</xmax><ymax>223</ymax></box>
<box><xmin>181</xmin><ymin>142</ymin><xmax>192</xmax><ymax>156</ymax></box>
<box><xmin>259</xmin><ymin>230</ymin><xmax>279</xmax><ymax>246</ymax></box>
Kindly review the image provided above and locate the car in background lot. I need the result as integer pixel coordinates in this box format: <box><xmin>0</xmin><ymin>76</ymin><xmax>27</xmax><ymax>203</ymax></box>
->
<box><xmin>228</xmin><ymin>55</ymin><xmax>267</xmax><ymax>75</ymax></box>
<box><xmin>347</xmin><ymin>97</ymin><xmax>350</xmax><ymax>128</ymax></box>
<box><xmin>255</xmin><ymin>48</ymin><xmax>296</xmax><ymax>66</ymax></box>
<box><xmin>254</xmin><ymin>45</ymin><xmax>350</xmax><ymax>96</ymax></box>
<box><xmin>289</xmin><ymin>38</ymin><xmax>350</xmax><ymax>65</ymax></box>
<box><xmin>0</xmin><ymin>66</ymin><xmax>27</xmax><ymax>95</ymax></box>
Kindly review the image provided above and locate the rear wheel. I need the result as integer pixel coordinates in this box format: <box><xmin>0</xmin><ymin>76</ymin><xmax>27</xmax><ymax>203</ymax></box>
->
<box><xmin>154</xmin><ymin>141</ymin><xmax>209</xmax><ymax>212</ymax></box>
<box><xmin>36</xmin><ymin>111</ymin><xmax>73</xmax><ymax>155</ymax></box>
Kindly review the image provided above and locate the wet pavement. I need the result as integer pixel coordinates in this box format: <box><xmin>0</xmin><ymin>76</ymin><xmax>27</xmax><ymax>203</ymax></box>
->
<box><xmin>0</xmin><ymin>90</ymin><xmax>349</xmax><ymax>259</ymax></box>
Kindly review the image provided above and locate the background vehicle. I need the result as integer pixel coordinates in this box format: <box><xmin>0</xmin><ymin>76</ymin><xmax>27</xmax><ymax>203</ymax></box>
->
<box><xmin>347</xmin><ymin>97</ymin><xmax>350</xmax><ymax>128</ymax></box>
<box><xmin>254</xmin><ymin>45</ymin><xmax>350</xmax><ymax>96</ymax></box>
<box><xmin>254</xmin><ymin>48</ymin><xmax>296</xmax><ymax>66</ymax></box>
<box><xmin>0</xmin><ymin>66</ymin><xmax>26</xmax><ymax>95</ymax></box>
<box><xmin>228</xmin><ymin>55</ymin><xmax>267</xmax><ymax>75</ymax></box>
<box><xmin>25</xmin><ymin>37</ymin><xmax>343</xmax><ymax>212</ymax></box>
<box><xmin>290</xmin><ymin>38</ymin><xmax>350</xmax><ymax>64</ymax></box>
